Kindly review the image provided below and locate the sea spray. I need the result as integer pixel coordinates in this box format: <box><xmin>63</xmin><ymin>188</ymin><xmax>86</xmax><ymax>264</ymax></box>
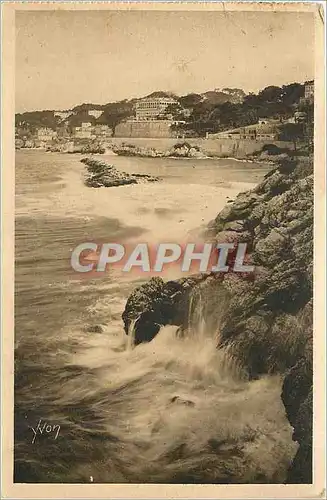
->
<box><xmin>187</xmin><ymin>287</ymin><xmax>207</xmax><ymax>340</ymax></box>
<box><xmin>185</xmin><ymin>284</ymin><xmax>248</xmax><ymax>381</ymax></box>
<box><xmin>126</xmin><ymin>318</ymin><xmax>138</xmax><ymax>350</ymax></box>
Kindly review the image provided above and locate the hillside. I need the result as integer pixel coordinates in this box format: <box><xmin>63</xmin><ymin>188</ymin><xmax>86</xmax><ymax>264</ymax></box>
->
<box><xmin>15</xmin><ymin>87</ymin><xmax>246</xmax><ymax>130</ymax></box>
<box><xmin>15</xmin><ymin>82</ymin><xmax>309</xmax><ymax>140</ymax></box>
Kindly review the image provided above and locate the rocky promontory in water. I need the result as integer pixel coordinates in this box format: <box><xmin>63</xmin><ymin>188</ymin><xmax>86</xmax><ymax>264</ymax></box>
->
<box><xmin>81</xmin><ymin>157</ymin><xmax>161</xmax><ymax>188</ymax></box>
<box><xmin>112</xmin><ymin>141</ymin><xmax>208</xmax><ymax>159</ymax></box>
<box><xmin>122</xmin><ymin>154</ymin><xmax>313</xmax><ymax>483</ymax></box>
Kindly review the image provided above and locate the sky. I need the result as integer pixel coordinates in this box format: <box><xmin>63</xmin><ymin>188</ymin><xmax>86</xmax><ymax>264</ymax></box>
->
<box><xmin>15</xmin><ymin>10</ymin><xmax>315</xmax><ymax>113</ymax></box>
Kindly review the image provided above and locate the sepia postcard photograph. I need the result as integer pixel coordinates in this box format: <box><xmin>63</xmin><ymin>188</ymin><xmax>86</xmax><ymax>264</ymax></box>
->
<box><xmin>1</xmin><ymin>1</ymin><xmax>326</xmax><ymax>499</ymax></box>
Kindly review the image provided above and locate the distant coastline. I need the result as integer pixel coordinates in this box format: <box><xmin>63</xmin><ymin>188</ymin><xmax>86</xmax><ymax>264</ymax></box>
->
<box><xmin>16</xmin><ymin>136</ymin><xmax>302</xmax><ymax>166</ymax></box>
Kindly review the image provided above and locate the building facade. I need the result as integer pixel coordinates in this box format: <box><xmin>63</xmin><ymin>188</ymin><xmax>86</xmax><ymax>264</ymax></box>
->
<box><xmin>209</xmin><ymin>119</ymin><xmax>281</xmax><ymax>141</ymax></box>
<box><xmin>73</xmin><ymin>122</ymin><xmax>94</xmax><ymax>139</ymax></box>
<box><xmin>37</xmin><ymin>128</ymin><xmax>57</xmax><ymax>142</ymax></box>
<box><xmin>93</xmin><ymin>124</ymin><xmax>113</xmax><ymax>138</ymax></box>
<box><xmin>72</xmin><ymin>122</ymin><xmax>112</xmax><ymax>140</ymax></box>
<box><xmin>304</xmin><ymin>80</ymin><xmax>314</xmax><ymax>100</ymax></box>
<box><xmin>135</xmin><ymin>97</ymin><xmax>177</xmax><ymax>121</ymax></box>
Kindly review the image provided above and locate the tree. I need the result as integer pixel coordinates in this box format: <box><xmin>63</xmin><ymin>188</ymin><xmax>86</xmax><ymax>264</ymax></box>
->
<box><xmin>280</xmin><ymin>83</ymin><xmax>304</xmax><ymax>106</ymax></box>
<box><xmin>279</xmin><ymin>123</ymin><xmax>304</xmax><ymax>151</ymax></box>
<box><xmin>146</xmin><ymin>91</ymin><xmax>177</xmax><ymax>99</ymax></box>
<box><xmin>178</xmin><ymin>93</ymin><xmax>203</xmax><ymax>109</ymax></box>
<box><xmin>15</xmin><ymin>110</ymin><xmax>59</xmax><ymax>131</ymax></box>
<box><xmin>258</xmin><ymin>86</ymin><xmax>283</xmax><ymax>103</ymax></box>
<box><xmin>165</xmin><ymin>103</ymin><xmax>183</xmax><ymax>119</ymax></box>
<box><xmin>98</xmin><ymin>101</ymin><xmax>135</xmax><ymax>135</ymax></box>
<box><xmin>72</xmin><ymin>103</ymin><xmax>104</xmax><ymax>113</ymax></box>
<box><xmin>68</xmin><ymin>112</ymin><xmax>97</xmax><ymax>127</ymax></box>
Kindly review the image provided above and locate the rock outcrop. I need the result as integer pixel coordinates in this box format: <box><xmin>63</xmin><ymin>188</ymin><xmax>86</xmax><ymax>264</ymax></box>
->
<box><xmin>281</xmin><ymin>332</ymin><xmax>313</xmax><ymax>483</ymax></box>
<box><xmin>112</xmin><ymin>141</ymin><xmax>207</xmax><ymax>159</ymax></box>
<box><xmin>81</xmin><ymin>157</ymin><xmax>160</xmax><ymax>187</ymax></box>
<box><xmin>168</xmin><ymin>142</ymin><xmax>207</xmax><ymax>158</ymax></box>
<box><xmin>122</xmin><ymin>274</ymin><xmax>216</xmax><ymax>344</ymax></box>
<box><xmin>111</xmin><ymin>143</ymin><xmax>166</xmax><ymax>158</ymax></box>
<box><xmin>47</xmin><ymin>142</ymin><xmax>106</xmax><ymax>154</ymax></box>
<box><xmin>122</xmin><ymin>154</ymin><xmax>313</xmax><ymax>482</ymax></box>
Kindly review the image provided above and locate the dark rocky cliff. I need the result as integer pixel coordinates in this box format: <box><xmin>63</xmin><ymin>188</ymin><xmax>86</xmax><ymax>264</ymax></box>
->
<box><xmin>122</xmin><ymin>155</ymin><xmax>313</xmax><ymax>483</ymax></box>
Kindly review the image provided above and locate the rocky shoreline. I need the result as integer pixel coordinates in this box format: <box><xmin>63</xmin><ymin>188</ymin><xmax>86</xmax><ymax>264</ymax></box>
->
<box><xmin>111</xmin><ymin>141</ymin><xmax>209</xmax><ymax>159</ymax></box>
<box><xmin>110</xmin><ymin>141</ymin><xmax>298</xmax><ymax>165</ymax></box>
<box><xmin>17</xmin><ymin>140</ymin><xmax>293</xmax><ymax>166</ymax></box>
<box><xmin>122</xmin><ymin>154</ymin><xmax>313</xmax><ymax>483</ymax></box>
<box><xmin>81</xmin><ymin>157</ymin><xmax>161</xmax><ymax>188</ymax></box>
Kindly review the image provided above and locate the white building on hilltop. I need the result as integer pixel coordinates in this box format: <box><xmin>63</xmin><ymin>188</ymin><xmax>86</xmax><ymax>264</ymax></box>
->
<box><xmin>54</xmin><ymin>110</ymin><xmax>73</xmax><ymax>122</ymax></box>
<box><xmin>304</xmin><ymin>80</ymin><xmax>314</xmax><ymax>100</ymax></box>
<box><xmin>135</xmin><ymin>96</ymin><xmax>177</xmax><ymax>121</ymax></box>
<box><xmin>73</xmin><ymin>122</ymin><xmax>94</xmax><ymax>139</ymax></box>
<box><xmin>88</xmin><ymin>109</ymin><xmax>103</xmax><ymax>119</ymax></box>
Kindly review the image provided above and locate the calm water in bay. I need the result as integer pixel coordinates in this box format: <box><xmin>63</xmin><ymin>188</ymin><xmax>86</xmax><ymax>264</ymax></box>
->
<box><xmin>14</xmin><ymin>150</ymin><xmax>296</xmax><ymax>483</ymax></box>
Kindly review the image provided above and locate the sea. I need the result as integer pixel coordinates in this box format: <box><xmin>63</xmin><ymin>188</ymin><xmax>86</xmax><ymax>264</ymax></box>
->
<box><xmin>14</xmin><ymin>149</ymin><xmax>297</xmax><ymax>483</ymax></box>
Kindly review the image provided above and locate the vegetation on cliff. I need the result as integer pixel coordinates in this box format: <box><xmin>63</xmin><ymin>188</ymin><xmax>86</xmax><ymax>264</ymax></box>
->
<box><xmin>174</xmin><ymin>83</ymin><xmax>309</xmax><ymax>136</ymax></box>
